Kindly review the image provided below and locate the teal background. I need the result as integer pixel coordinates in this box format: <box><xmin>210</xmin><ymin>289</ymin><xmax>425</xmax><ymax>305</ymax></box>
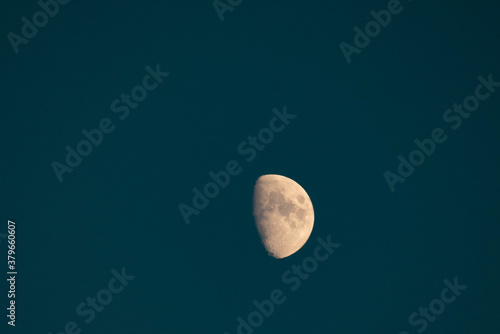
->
<box><xmin>1</xmin><ymin>0</ymin><xmax>499</xmax><ymax>333</ymax></box>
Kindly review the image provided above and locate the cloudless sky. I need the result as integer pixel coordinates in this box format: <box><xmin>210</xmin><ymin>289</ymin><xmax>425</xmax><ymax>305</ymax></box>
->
<box><xmin>1</xmin><ymin>0</ymin><xmax>499</xmax><ymax>333</ymax></box>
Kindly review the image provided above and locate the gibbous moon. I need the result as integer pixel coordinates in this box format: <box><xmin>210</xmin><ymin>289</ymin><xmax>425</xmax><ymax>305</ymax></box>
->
<box><xmin>253</xmin><ymin>174</ymin><xmax>314</xmax><ymax>259</ymax></box>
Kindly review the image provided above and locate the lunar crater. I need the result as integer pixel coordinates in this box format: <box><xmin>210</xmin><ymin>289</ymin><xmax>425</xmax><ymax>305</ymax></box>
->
<box><xmin>253</xmin><ymin>174</ymin><xmax>315</xmax><ymax>259</ymax></box>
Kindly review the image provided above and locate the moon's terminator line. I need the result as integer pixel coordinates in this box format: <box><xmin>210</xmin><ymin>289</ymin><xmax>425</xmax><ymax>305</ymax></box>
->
<box><xmin>253</xmin><ymin>174</ymin><xmax>315</xmax><ymax>259</ymax></box>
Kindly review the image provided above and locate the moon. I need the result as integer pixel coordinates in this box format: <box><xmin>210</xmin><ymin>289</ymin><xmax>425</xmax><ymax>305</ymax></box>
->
<box><xmin>253</xmin><ymin>174</ymin><xmax>314</xmax><ymax>259</ymax></box>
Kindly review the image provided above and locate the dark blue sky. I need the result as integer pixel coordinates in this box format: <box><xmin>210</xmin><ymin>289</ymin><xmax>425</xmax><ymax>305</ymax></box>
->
<box><xmin>1</xmin><ymin>0</ymin><xmax>499</xmax><ymax>333</ymax></box>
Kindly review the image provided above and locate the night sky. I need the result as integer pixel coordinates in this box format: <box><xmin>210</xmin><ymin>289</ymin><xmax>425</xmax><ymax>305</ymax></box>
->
<box><xmin>1</xmin><ymin>0</ymin><xmax>499</xmax><ymax>333</ymax></box>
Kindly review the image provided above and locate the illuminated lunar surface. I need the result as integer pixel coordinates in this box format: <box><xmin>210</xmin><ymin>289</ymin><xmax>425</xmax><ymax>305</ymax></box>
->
<box><xmin>253</xmin><ymin>174</ymin><xmax>314</xmax><ymax>259</ymax></box>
